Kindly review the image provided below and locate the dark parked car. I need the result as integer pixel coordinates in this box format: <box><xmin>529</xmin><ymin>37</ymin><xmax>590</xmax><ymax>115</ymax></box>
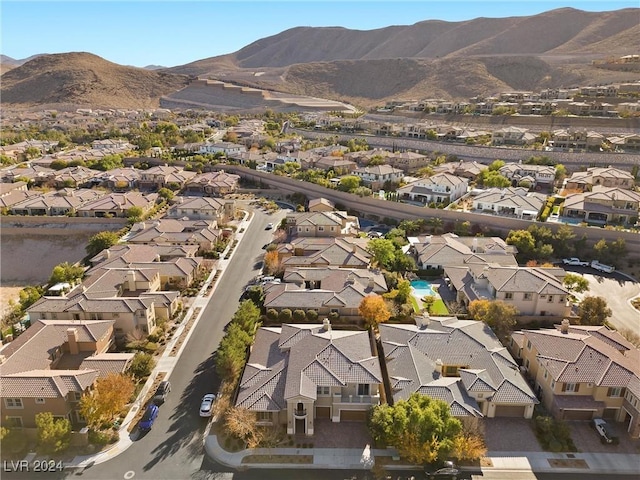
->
<box><xmin>139</xmin><ymin>404</ymin><xmax>159</xmax><ymax>431</ymax></box>
<box><xmin>426</xmin><ymin>461</ymin><xmax>466</xmax><ymax>479</ymax></box>
<box><xmin>153</xmin><ymin>380</ymin><xmax>171</xmax><ymax>405</ymax></box>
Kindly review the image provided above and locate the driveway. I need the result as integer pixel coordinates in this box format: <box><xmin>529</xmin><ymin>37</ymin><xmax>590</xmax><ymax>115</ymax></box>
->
<box><xmin>484</xmin><ymin>418</ymin><xmax>542</xmax><ymax>452</ymax></box>
<box><xmin>568</xmin><ymin>268</ymin><xmax>640</xmax><ymax>333</ymax></box>
<box><xmin>567</xmin><ymin>421</ymin><xmax>640</xmax><ymax>454</ymax></box>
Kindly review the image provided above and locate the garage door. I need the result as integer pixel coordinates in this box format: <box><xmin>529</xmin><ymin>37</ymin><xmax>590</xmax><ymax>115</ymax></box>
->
<box><xmin>562</xmin><ymin>410</ymin><xmax>594</xmax><ymax>421</ymax></box>
<box><xmin>494</xmin><ymin>405</ymin><xmax>526</xmax><ymax>417</ymax></box>
<box><xmin>316</xmin><ymin>406</ymin><xmax>331</xmax><ymax>419</ymax></box>
<box><xmin>340</xmin><ymin>410</ymin><xmax>367</xmax><ymax>422</ymax></box>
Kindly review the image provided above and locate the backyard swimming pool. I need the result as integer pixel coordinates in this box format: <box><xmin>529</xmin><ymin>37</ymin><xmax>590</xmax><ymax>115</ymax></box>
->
<box><xmin>410</xmin><ymin>279</ymin><xmax>438</xmax><ymax>298</ymax></box>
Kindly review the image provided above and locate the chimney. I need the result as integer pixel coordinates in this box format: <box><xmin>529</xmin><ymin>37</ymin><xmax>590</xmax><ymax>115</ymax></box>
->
<box><xmin>368</xmin><ymin>278</ymin><xmax>375</xmax><ymax>290</ymax></box>
<box><xmin>105</xmin><ymin>250</ymin><xmax>110</xmax><ymax>259</ymax></box>
<box><xmin>352</xmin><ymin>243</ymin><xmax>357</xmax><ymax>253</ymax></box>
<box><xmin>127</xmin><ymin>270</ymin><xmax>136</xmax><ymax>292</ymax></box>
<box><xmin>416</xmin><ymin>313</ymin><xmax>431</xmax><ymax>329</ymax></box>
<box><xmin>560</xmin><ymin>319</ymin><xmax>570</xmax><ymax>334</ymax></box>
<box><xmin>67</xmin><ymin>328</ymin><xmax>79</xmax><ymax>355</ymax></box>
<box><xmin>322</xmin><ymin>318</ymin><xmax>331</xmax><ymax>333</ymax></box>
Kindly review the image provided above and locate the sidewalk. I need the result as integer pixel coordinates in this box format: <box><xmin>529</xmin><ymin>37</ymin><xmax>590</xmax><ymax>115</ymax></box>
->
<box><xmin>65</xmin><ymin>210</ymin><xmax>255</xmax><ymax>470</ymax></box>
<box><xmin>205</xmin><ymin>434</ymin><xmax>640</xmax><ymax>475</ymax></box>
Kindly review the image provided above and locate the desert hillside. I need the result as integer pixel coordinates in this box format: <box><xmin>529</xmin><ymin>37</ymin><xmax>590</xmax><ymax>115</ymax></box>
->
<box><xmin>2</xmin><ymin>8</ymin><xmax>639</xmax><ymax>110</ymax></box>
<box><xmin>1</xmin><ymin>52</ymin><xmax>192</xmax><ymax>108</ymax></box>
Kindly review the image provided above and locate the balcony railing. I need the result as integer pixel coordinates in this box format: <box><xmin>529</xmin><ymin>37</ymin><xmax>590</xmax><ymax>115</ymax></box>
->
<box><xmin>293</xmin><ymin>408</ymin><xmax>307</xmax><ymax>418</ymax></box>
<box><xmin>334</xmin><ymin>394</ymin><xmax>380</xmax><ymax>405</ymax></box>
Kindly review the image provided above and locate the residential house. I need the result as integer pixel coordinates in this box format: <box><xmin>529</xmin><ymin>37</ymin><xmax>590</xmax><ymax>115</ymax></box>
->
<box><xmin>354</xmin><ymin>165</ymin><xmax>404</xmax><ymax>191</ymax></box>
<box><xmin>77</xmin><ymin>192</ymin><xmax>158</xmax><ymax>218</ymax></box>
<box><xmin>184</xmin><ymin>170</ymin><xmax>240</xmax><ymax>196</ymax></box>
<box><xmin>491</xmin><ymin>127</ymin><xmax>537</xmax><ymax>146</ymax></box>
<box><xmin>387</xmin><ymin>152</ymin><xmax>430</xmax><ymax>172</ymax></box>
<box><xmin>308</xmin><ymin>198</ymin><xmax>335</xmax><ymax>212</ymax></box>
<box><xmin>312</xmin><ymin>156</ymin><xmax>357</xmax><ymax>174</ymax></box>
<box><xmin>561</xmin><ymin>186</ymin><xmax>640</xmax><ymax>225</ymax></box>
<box><xmin>0</xmin><ymin>320</ymin><xmax>134</xmax><ymax>428</ymax></box>
<box><xmin>380</xmin><ymin>317</ymin><xmax>537</xmax><ymax>418</ymax></box>
<box><xmin>235</xmin><ymin>321</ymin><xmax>383</xmax><ymax>435</ymax></box>
<box><xmin>472</xmin><ymin>187</ymin><xmax>546</xmax><ymax>220</ymax></box>
<box><xmin>264</xmin><ymin>268</ymin><xmax>387</xmax><ymax>320</ymax></box>
<box><xmin>444</xmin><ymin>264</ymin><xmax>571</xmax><ymax>317</ymax></box>
<box><xmin>277</xmin><ymin>237</ymin><xmax>372</xmax><ymax>269</ymax></box>
<box><xmin>1</xmin><ymin>164</ymin><xmax>55</xmax><ymax>185</ymax></box>
<box><xmin>564</xmin><ymin>167</ymin><xmax>635</xmax><ymax>192</ymax></box>
<box><xmin>411</xmin><ymin>234</ymin><xmax>518</xmax><ymax>270</ymax></box>
<box><xmin>88</xmin><ymin>243</ymin><xmax>199</xmax><ymax>268</ymax></box>
<box><xmin>285</xmin><ymin>211</ymin><xmax>360</xmax><ymax>237</ymax></box>
<box><xmin>91</xmin><ymin>139</ymin><xmax>134</xmax><ymax>151</ymax></box>
<box><xmin>510</xmin><ymin>321</ymin><xmax>640</xmax><ymax>436</ymax></box>
<box><xmin>138</xmin><ymin>165</ymin><xmax>197</xmax><ymax>190</ymax></box>
<box><xmin>198</xmin><ymin>142</ymin><xmax>246</xmax><ymax>157</ymax></box>
<box><xmin>28</xmin><ymin>268</ymin><xmax>179</xmax><ymax>340</ymax></box>
<box><xmin>550</xmin><ymin>130</ymin><xmax>605</xmax><ymax>151</ymax></box>
<box><xmin>433</xmin><ymin>160</ymin><xmax>486</xmax><ymax>180</ymax></box>
<box><xmin>167</xmin><ymin>196</ymin><xmax>236</xmax><ymax>222</ymax></box>
<box><xmin>94</xmin><ymin>167</ymin><xmax>141</xmax><ymax>191</ymax></box>
<box><xmin>498</xmin><ymin>163</ymin><xmax>556</xmax><ymax>188</ymax></box>
<box><xmin>126</xmin><ymin>218</ymin><xmax>222</xmax><ymax>252</ymax></box>
<box><xmin>10</xmin><ymin>188</ymin><xmax>105</xmax><ymax>216</ymax></box>
<box><xmin>608</xmin><ymin>134</ymin><xmax>640</xmax><ymax>152</ymax></box>
<box><xmin>53</xmin><ymin>166</ymin><xmax>100</xmax><ymax>188</ymax></box>
<box><xmin>397</xmin><ymin>172</ymin><xmax>468</xmax><ymax>204</ymax></box>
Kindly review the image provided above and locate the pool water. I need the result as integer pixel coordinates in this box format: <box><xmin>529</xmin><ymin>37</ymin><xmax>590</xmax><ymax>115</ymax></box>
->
<box><xmin>410</xmin><ymin>279</ymin><xmax>437</xmax><ymax>298</ymax></box>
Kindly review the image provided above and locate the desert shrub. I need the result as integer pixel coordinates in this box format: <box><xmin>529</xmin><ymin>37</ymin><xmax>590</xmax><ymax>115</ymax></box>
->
<box><xmin>292</xmin><ymin>309</ymin><xmax>306</xmax><ymax>321</ymax></box>
<box><xmin>306</xmin><ymin>310</ymin><xmax>318</xmax><ymax>322</ymax></box>
<box><xmin>278</xmin><ymin>309</ymin><xmax>292</xmax><ymax>322</ymax></box>
<box><xmin>266</xmin><ymin>309</ymin><xmax>279</xmax><ymax>321</ymax></box>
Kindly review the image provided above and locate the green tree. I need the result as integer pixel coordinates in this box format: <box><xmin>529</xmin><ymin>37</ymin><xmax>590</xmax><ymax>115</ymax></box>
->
<box><xmin>127</xmin><ymin>352</ymin><xmax>155</xmax><ymax>380</ymax></box>
<box><xmin>480</xmin><ymin>170</ymin><xmax>511</xmax><ymax>188</ymax></box>
<box><xmin>395</xmin><ymin>279</ymin><xmax>412</xmax><ymax>304</ymax></box>
<box><xmin>488</xmin><ymin>160</ymin><xmax>505</xmax><ymax>171</ymax></box>
<box><xmin>555</xmin><ymin>164</ymin><xmax>567</xmax><ymax>181</ymax></box>
<box><xmin>232</xmin><ymin>300</ymin><xmax>261</xmax><ymax>334</ymax></box>
<box><xmin>49</xmin><ymin>262</ymin><xmax>85</xmax><ymax>285</ymax></box>
<box><xmin>506</xmin><ymin>230</ymin><xmax>536</xmax><ymax>257</ymax></box>
<box><xmin>86</xmin><ymin>231</ymin><xmax>120</xmax><ymax>258</ymax></box>
<box><xmin>368</xmin><ymin>393</ymin><xmax>462</xmax><ymax>465</ymax></box>
<box><xmin>35</xmin><ymin>412</ymin><xmax>71</xmax><ymax>454</ymax></box>
<box><xmin>367</xmin><ymin>238</ymin><xmax>396</xmax><ymax>269</ymax></box>
<box><xmin>563</xmin><ymin>273</ymin><xmax>590</xmax><ymax>294</ymax></box>
<box><xmin>552</xmin><ymin>225</ymin><xmax>576</xmax><ymax>258</ymax></box>
<box><xmin>468</xmin><ymin>299</ymin><xmax>518</xmax><ymax>341</ymax></box>
<box><xmin>215</xmin><ymin>323</ymin><xmax>252</xmax><ymax>380</ymax></box>
<box><xmin>18</xmin><ymin>286</ymin><xmax>44</xmax><ymax>310</ymax></box>
<box><xmin>578</xmin><ymin>296</ymin><xmax>612</xmax><ymax>326</ymax></box>
<box><xmin>337</xmin><ymin>175</ymin><xmax>361</xmax><ymax>193</ymax></box>
<box><xmin>127</xmin><ymin>206</ymin><xmax>144</xmax><ymax>221</ymax></box>
<box><xmin>157</xmin><ymin>188</ymin><xmax>174</xmax><ymax>201</ymax></box>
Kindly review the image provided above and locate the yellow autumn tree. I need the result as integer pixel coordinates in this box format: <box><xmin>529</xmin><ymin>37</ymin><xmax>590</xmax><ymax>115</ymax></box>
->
<box><xmin>79</xmin><ymin>373</ymin><xmax>135</xmax><ymax>429</ymax></box>
<box><xmin>263</xmin><ymin>250</ymin><xmax>281</xmax><ymax>276</ymax></box>
<box><xmin>358</xmin><ymin>294</ymin><xmax>391</xmax><ymax>329</ymax></box>
<box><xmin>451</xmin><ymin>433</ymin><xmax>487</xmax><ymax>461</ymax></box>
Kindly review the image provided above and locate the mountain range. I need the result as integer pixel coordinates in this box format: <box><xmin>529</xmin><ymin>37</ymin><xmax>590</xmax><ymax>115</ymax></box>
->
<box><xmin>2</xmin><ymin>7</ymin><xmax>639</xmax><ymax>110</ymax></box>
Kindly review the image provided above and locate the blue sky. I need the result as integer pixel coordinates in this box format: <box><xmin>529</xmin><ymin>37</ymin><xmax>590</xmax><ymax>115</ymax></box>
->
<box><xmin>2</xmin><ymin>1</ymin><xmax>637</xmax><ymax>67</ymax></box>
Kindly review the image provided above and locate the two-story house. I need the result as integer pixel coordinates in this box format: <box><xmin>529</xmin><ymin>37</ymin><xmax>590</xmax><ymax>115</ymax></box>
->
<box><xmin>564</xmin><ymin>167</ymin><xmax>635</xmax><ymax>192</ymax></box>
<box><xmin>197</xmin><ymin>141</ymin><xmax>246</xmax><ymax>157</ymax></box>
<box><xmin>491</xmin><ymin>127</ymin><xmax>537</xmax><ymax>146</ymax></box>
<box><xmin>184</xmin><ymin>170</ymin><xmax>240</xmax><ymax>196</ymax></box>
<box><xmin>353</xmin><ymin>165</ymin><xmax>404</xmax><ymax>191</ymax></box>
<box><xmin>561</xmin><ymin>186</ymin><xmax>640</xmax><ymax>226</ymax></box>
<box><xmin>138</xmin><ymin>166</ymin><xmax>197</xmax><ymax>191</ymax></box>
<box><xmin>380</xmin><ymin>316</ymin><xmax>537</xmax><ymax>418</ymax></box>
<box><xmin>510</xmin><ymin>321</ymin><xmax>640</xmax><ymax>437</ymax></box>
<box><xmin>235</xmin><ymin>321</ymin><xmax>382</xmax><ymax>436</ymax></box>
<box><xmin>397</xmin><ymin>172</ymin><xmax>468</xmax><ymax>205</ymax></box>
<box><xmin>277</xmin><ymin>237</ymin><xmax>372</xmax><ymax>269</ymax></box>
<box><xmin>498</xmin><ymin>163</ymin><xmax>555</xmax><ymax>188</ymax></box>
<box><xmin>444</xmin><ymin>264</ymin><xmax>571</xmax><ymax>317</ymax></box>
<box><xmin>285</xmin><ymin>211</ymin><xmax>360</xmax><ymax>237</ymax></box>
<box><xmin>0</xmin><ymin>320</ymin><xmax>133</xmax><ymax>429</ymax></box>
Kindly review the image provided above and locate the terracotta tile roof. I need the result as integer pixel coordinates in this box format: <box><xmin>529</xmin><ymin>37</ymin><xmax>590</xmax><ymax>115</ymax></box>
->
<box><xmin>1</xmin><ymin>369</ymin><xmax>99</xmax><ymax>397</ymax></box>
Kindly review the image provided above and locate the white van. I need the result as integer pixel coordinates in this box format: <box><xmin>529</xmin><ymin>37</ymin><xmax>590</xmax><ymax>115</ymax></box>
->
<box><xmin>590</xmin><ymin>260</ymin><xmax>615</xmax><ymax>274</ymax></box>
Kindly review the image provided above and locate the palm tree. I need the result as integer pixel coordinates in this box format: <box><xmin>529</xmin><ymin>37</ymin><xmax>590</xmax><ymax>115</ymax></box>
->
<box><xmin>428</xmin><ymin>217</ymin><xmax>443</xmax><ymax>234</ymax></box>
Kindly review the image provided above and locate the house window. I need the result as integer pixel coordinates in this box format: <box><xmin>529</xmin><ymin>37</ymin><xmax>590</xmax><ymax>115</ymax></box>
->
<box><xmin>257</xmin><ymin>412</ymin><xmax>271</xmax><ymax>422</ymax></box>
<box><xmin>35</xmin><ymin>398</ymin><xmax>46</xmax><ymax>404</ymax></box>
<box><xmin>523</xmin><ymin>293</ymin><xmax>533</xmax><ymax>301</ymax></box>
<box><xmin>526</xmin><ymin>340</ymin><xmax>532</xmax><ymax>350</ymax></box>
<box><xmin>317</xmin><ymin>386</ymin><xmax>330</xmax><ymax>396</ymax></box>
<box><xmin>563</xmin><ymin>383</ymin><xmax>577</xmax><ymax>392</ymax></box>
<box><xmin>505</xmin><ymin>292</ymin><xmax>513</xmax><ymax>300</ymax></box>
<box><xmin>330</xmin><ymin>308</ymin><xmax>339</xmax><ymax>314</ymax></box>
<box><xmin>543</xmin><ymin>369</ymin><xmax>548</xmax><ymax>380</ymax></box>
<box><xmin>5</xmin><ymin>398</ymin><xmax>23</xmax><ymax>409</ymax></box>
<box><xmin>558</xmin><ymin>296</ymin><xmax>565</xmax><ymax>303</ymax></box>
<box><xmin>607</xmin><ymin>387</ymin><xmax>623</xmax><ymax>397</ymax></box>
<box><xmin>318</xmin><ymin>226</ymin><xmax>324</xmax><ymax>232</ymax></box>
<box><xmin>5</xmin><ymin>417</ymin><xmax>22</xmax><ymax>428</ymax></box>
<box><xmin>357</xmin><ymin>384</ymin><xmax>370</xmax><ymax>396</ymax></box>
<box><xmin>547</xmin><ymin>295</ymin><xmax>554</xmax><ymax>303</ymax></box>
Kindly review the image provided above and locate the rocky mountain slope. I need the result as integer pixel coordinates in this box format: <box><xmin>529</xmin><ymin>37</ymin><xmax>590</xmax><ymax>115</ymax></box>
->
<box><xmin>2</xmin><ymin>8</ymin><xmax>638</xmax><ymax>110</ymax></box>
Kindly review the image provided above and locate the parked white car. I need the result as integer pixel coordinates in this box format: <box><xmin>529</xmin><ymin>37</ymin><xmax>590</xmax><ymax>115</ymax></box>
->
<box><xmin>562</xmin><ymin>258</ymin><xmax>589</xmax><ymax>267</ymax></box>
<box><xmin>199</xmin><ymin>394</ymin><xmax>216</xmax><ymax>417</ymax></box>
<box><xmin>590</xmin><ymin>260</ymin><xmax>615</xmax><ymax>273</ymax></box>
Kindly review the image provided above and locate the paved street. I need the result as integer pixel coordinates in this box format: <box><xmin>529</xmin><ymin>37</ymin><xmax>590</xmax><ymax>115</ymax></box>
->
<box><xmin>2</xmin><ymin>208</ymin><xmax>285</xmax><ymax>480</ymax></box>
